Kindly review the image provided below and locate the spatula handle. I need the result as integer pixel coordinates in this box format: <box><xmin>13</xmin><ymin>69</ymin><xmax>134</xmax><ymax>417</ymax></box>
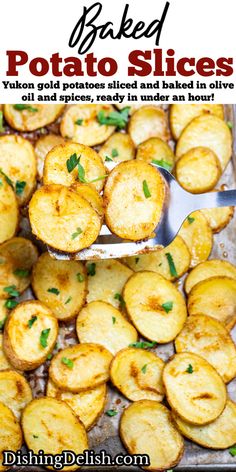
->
<box><xmin>188</xmin><ymin>189</ymin><xmax>236</xmax><ymax>211</ymax></box>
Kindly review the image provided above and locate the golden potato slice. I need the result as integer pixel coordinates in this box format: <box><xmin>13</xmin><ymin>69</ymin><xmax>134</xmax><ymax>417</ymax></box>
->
<box><xmin>136</xmin><ymin>137</ymin><xmax>175</xmax><ymax>170</ymax></box>
<box><xmin>49</xmin><ymin>343</ymin><xmax>113</xmax><ymax>392</ymax></box>
<box><xmin>0</xmin><ymin>370</ymin><xmax>32</xmax><ymax>419</ymax></box>
<box><xmin>86</xmin><ymin>259</ymin><xmax>133</xmax><ymax>308</ymax></box>
<box><xmin>201</xmin><ymin>205</ymin><xmax>234</xmax><ymax>233</ymax></box>
<box><xmin>60</xmin><ymin>104</ymin><xmax>115</xmax><ymax>146</ymax></box>
<box><xmin>0</xmin><ymin>302</ymin><xmax>8</xmax><ymax>331</ymax></box>
<box><xmin>123</xmin><ymin>272</ymin><xmax>187</xmax><ymax>343</ymax></box>
<box><xmin>43</xmin><ymin>142</ymin><xmax>106</xmax><ymax>193</ymax></box>
<box><xmin>185</xmin><ymin>259</ymin><xmax>236</xmax><ymax>294</ymax></box>
<box><xmin>35</xmin><ymin>134</ymin><xmax>66</xmax><ymax>180</ymax></box>
<box><xmin>0</xmin><ymin>401</ymin><xmax>22</xmax><ymax>472</ymax></box>
<box><xmin>175</xmin><ymin>314</ymin><xmax>236</xmax><ymax>383</ymax></box>
<box><xmin>128</xmin><ymin>106</ymin><xmax>169</xmax><ymax>146</ymax></box>
<box><xmin>187</xmin><ymin>276</ymin><xmax>236</xmax><ymax>330</ymax></box>
<box><xmin>0</xmin><ymin>173</ymin><xmax>18</xmax><ymax>245</ymax></box>
<box><xmin>124</xmin><ymin>235</ymin><xmax>190</xmax><ymax>281</ymax></box>
<box><xmin>0</xmin><ymin>334</ymin><xmax>12</xmax><ymax>371</ymax></box>
<box><xmin>32</xmin><ymin>252</ymin><xmax>87</xmax><ymax>322</ymax></box>
<box><xmin>175</xmin><ymin>147</ymin><xmax>221</xmax><ymax>193</ymax></box>
<box><xmin>170</xmin><ymin>104</ymin><xmax>224</xmax><ymax>140</ymax></box>
<box><xmin>70</xmin><ymin>182</ymin><xmax>104</xmax><ymax>219</ymax></box>
<box><xmin>46</xmin><ymin>379</ymin><xmax>106</xmax><ymax>430</ymax></box>
<box><xmin>22</xmin><ymin>397</ymin><xmax>88</xmax><ymax>471</ymax></box>
<box><xmin>99</xmin><ymin>132</ymin><xmax>135</xmax><ymax>165</ymax></box>
<box><xmin>29</xmin><ymin>184</ymin><xmax>101</xmax><ymax>253</ymax></box>
<box><xmin>4</xmin><ymin>104</ymin><xmax>65</xmax><ymax>132</ymax></box>
<box><xmin>104</xmin><ymin>161</ymin><xmax>166</xmax><ymax>240</ymax></box>
<box><xmin>120</xmin><ymin>400</ymin><xmax>184</xmax><ymax>471</ymax></box>
<box><xmin>116</xmin><ymin>104</ymin><xmax>141</xmax><ymax>114</ymax></box>
<box><xmin>0</xmin><ymin>135</ymin><xmax>37</xmax><ymax>205</ymax></box>
<box><xmin>179</xmin><ymin>211</ymin><xmax>213</xmax><ymax>267</ymax></box>
<box><xmin>163</xmin><ymin>352</ymin><xmax>227</xmax><ymax>425</ymax></box>
<box><xmin>110</xmin><ymin>347</ymin><xmax>164</xmax><ymax>402</ymax></box>
<box><xmin>173</xmin><ymin>399</ymin><xmax>236</xmax><ymax>449</ymax></box>
<box><xmin>3</xmin><ymin>300</ymin><xmax>58</xmax><ymax>371</ymax></box>
<box><xmin>76</xmin><ymin>301</ymin><xmax>137</xmax><ymax>354</ymax></box>
<box><xmin>176</xmin><ymin>114</ymin><xmax>232</xmax><ymax>171</ymax></box>
<box><xmin>0</xmin><ymin>237</ymin><xmax>38</xmax><ymax>299</ymax></box>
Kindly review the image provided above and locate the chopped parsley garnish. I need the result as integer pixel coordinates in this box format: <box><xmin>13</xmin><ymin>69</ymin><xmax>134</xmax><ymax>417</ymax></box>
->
<box><xmin>61</xmin><ymin>357</ymin><xmax>74</xmax><ymax>369</ymax></box>
<box><xmin>66</xmin><ymin>153</ymin><xmax>80</xmax><ymax>172</ymax></box>
<box><xmin>229</xmin><ymin>445</ymin><xmax>236</xmax><ymax>456</ymax></box>
<box><xmin>227</xmin><ymin>121</ymin><xmax>233</xmax><ymax>129</ymax></box>
<box><xmin>165</xmin><ymin>253</ymin><xmax>178</xmax><ymax>277</ymax></box>
<box><xmin>4</xmin><ymin>299</ymin><xmax>18</xmax><ymax>310</ymax></box>
<box><xmin>141</xmin><ymin>364</ymin><xmax>147</xmax><ymax>374</ymax></box>
<box><xmin>28</xmin><ymin>315</ymin><xmax>37</xmax><ymax>329</ymax></box>
<box><xmin>129</xmin><ymin>341</ymin><xmax>157</xmax><ymax>349</ymax></box>
<box><xmin>14</xmin><ymin>104</ymin><xmax>38</xmax><ymax>112</ymax></box>
<box><xmin>33</xmin><ymin>434</ymin><xmax>39</xmax><ymax>439</ymax></box>
<box><xmin>40</xmin><ymin>328</ymin><xmax>51</xmax><ymax>348</ymax></box>
<box><xmin>186</xmin><ymin>364</ymin><xmax>193</xmax><ymax>374</ymax></box>
<box><xmin>187</xmin><ymin>215</ymin><xmax>195</xmax><ymax>225</ymax></box>
<box><xmin>66</xmin><ymin>152</ymin><xmax>107</xmax><ymax>183</ymax></box>
<box><xmin>152</xmin><ymin>159</ymin><xmax>172</xmax><ymax>171</ymax></box>
<box><xmin>47</xmin><ymin>287</ymin><xmax>60</xmax><ymax>295</ymax></box>
<box><xmin>105</xmin><ymin>155</ymin><xmax>113</xmax><ymax>162</ymax></box>
<box><xmin>71</xmin><ymin>227</ymin><xmax>82</xmax><ymax>239</ymax></box>
<box><xmin>0</xmin><ymin>111</ymin><xmax>4</xmax><ymax>132</ymax></box>
<box><xmin>161</xmin><ymin>301</ymin><xmax>173</xmax><ymax>313</ymax></box>
<box><xmin>87</xmin><ymin>262</ymin><xmax>96</xmax><ymax>276</ymax></box>
<box><xmin>0</xmin><ymin>318</ymin><xmax>6</xmax><ymax>330</ymax></box>
<box><xmin>111</xmin><ymin>148</ymin><xmax>119</xmax><ymax>157</ymax></box>
<box><xmin>75</xmin><ymin>119</ymin><xmax>83</xmax><ymax>125</ymax></box>
<box><xmin>47</xmin><ymin>353</ymin><xmax>53</xmax><ymax>360</ymax></box>
<box><xmin>65</xmin><ymin>296</ymin><xmax>72</xmax><ymax>305</ymax></box>
<box><xmin>13</xmin><ymin>268</ymin><xmax>29</xmax><ymax>278</ymax></box>
<box><xmin>77</xmin><ymin>272</ymin><xmax>84</xmax><ymax>282</ymax></box>
<box><xmin>114</xmin><ymin>293</ymin><xmax>126</xmax><ymax>309</ymax></box>
<box><xmin>143</xmin><ymin>180</ymin><xmax>151</xmax><ymax>198</ymax></box>
<box><xmin>112</xmin><ymin>316</ymin><xmax>116</xmax><ymax>325</ymax></box>
<box><xmin>3</xmin><ymin>285</ymin><xmax>19</xmax><ymax>297</ymax></box>
<box><xmin>105</xmin><ymin>409</ymin><xmax>118</xmax><ymax>417</ymax></box>
<box><xmin>77</xmin><ymin>159</ymin><xmax>86</xmax><ymax>183</ymax></box>
<box><xmin>15</xmin><ymin>180</ymin><xmax>26</xmax><ymax>196</ymax></box>
<box><xmin>0</xmin><ymin>179</ymin><xmax>2</xmax><ymax>187</ymax></box>
<box><xmin>97</xmin><ymin>107</ymin><xmax>130</xmax><ymax>129</ymax></box>
<box><xmin>135</xmin><ymin>257</ymin><xmax>139</xmax><ymax>264</ymax></box>
<box><xmin>0</xmin><ymin>169</ymin><xmax>14</xmax><ymax>188</ymax></box>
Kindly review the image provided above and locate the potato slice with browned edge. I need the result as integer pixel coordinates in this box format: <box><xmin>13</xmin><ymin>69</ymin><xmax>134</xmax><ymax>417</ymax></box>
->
<box><xmin>104</xmin><ymin>161</ymin><xmax>166</xmax><ymax>240</ymax></box>
<box><xmin>32</xmin><ymin>252</ymin><xmax>87</xmax><ymax>322</ymax></box>
<box><xmin>47</xmin><ymin>379</ymin><xmax>106</xmax><ymax>430</ymax></box>
<box><xmin>170</xmin><ymin>104</ymin><xmax>224</xmax><ymax>140</ymax></box>
<box><xmin>201</xmin><ymin>205</ymin><xmax>234</xmax><ymax>233</ymax></box>
<box><xmin>0</xmin><ymin>303</ymin><xmax>8</xmax><ymax>331</ymax></box>
<box><xmin>128</xmin><ymin>106</ymin><xmax>170</xmax><ymax>146</ymax></box>
<box><xmin>49</xmin><ymin>343</ymin><xmax>113</xmax><ymax>392</ymax></box>
<box><xmin>173</xmin><ymin>399</ymin><xmax>236</xmax><ymax>449</ymax></box>
<box><xmin>0</xmin><ymin>370</ymin><xmax>32</xmax><ymax>419</ymax></box>
<box><xmin>136</xmin><ymin>137</ymin><xmax>175</xmax><ymax>170</ymax></box>
<box><xmin>3</xmin><ymin>104</ymin><xmax>65</xmax><ymax>132</ymax></box>
<box><xmin>175</xmin><ymin>147</ymin><xmax>221</xmax><ymax>193</ymax></box>
<box><xmin>110</xmin><ymin>347</ymin><xmax>164</xmax><ymax>402</ymax></box>
<box><xmin>29</xmin><ymin>184</ymin><xmax>101</xmax><ymax>253</ymax></box>
<box><xmin>0</xmin><ymin>237</ymin><xmax>38</xmax><ymax>299</ymax></box>
<box><xmin>176</xmin><ymin>114</ymin><xmax>232</xmax><ymax>171</ymax></box>
<box><xmin>3</xmin><ymin>300</ymin><xmax>58</xmax><ymax>371</ymax></box>
<box><xmin>179</xmin><ymin>211</ymin><xmax>213</xmax><ymax>268</ymax></box>
<box><xmin>76</xmin><ymin>301</ymin><xmax>137</xmax><ymax>354</ymax></box>
<box><xmin>185</xmin><ymin>259</ymin><xmax>236</xmax><ymax>294</ymax></box>
<box><xmin>99</xmin><ymin>132</ymin><xmax>135</xmax><ymax>165</ymax></box>
<box><xmin>35</xmin><ymin>134</ymin><xmax>66</xmax><ymax>180</ymax></box>
<box><xmin>120</xmin><ymin>400</ymin><xmax>184</xmax><ymax>471</ymax></box>
<box><xmin>123</xmin><ymin>272</ymin><xmax>187</xmax><ymax>343</ymax></box>
<box><xmin>187</xmin><ymin>276</ymin><xmax>236</xmax><ymax>330</ymax></box>
<box><xmin>43</xmin><ymin>142</ymin><xmax>106</xmax><ymax>193</ymax></box>
<box><xmin>60</xmin><ymin>104</ymin><xmax>115</xmax><ymax>146</ymax></box>
<box><xmin>70</xmin><ymin>182</ymin><xmax>104</xmax><ymax>219</ymax></box>
<box><xmin>124</xmin><ymin>235</ymin><xmax>190</xmax><ymax>281</ymax></box>
<box><xmin>163</xmin><ymin>353</ymin><xmax>227</xmax><ymax>425</ymax></box>
<box><xmin>0</xmin><ymin>334</ymin><xmax>12</xmax><ymax>371</ymax></box>
<box><xmin>175</xmin><ymin>314</ymin><xmax>236</xmax><ymax>383</ymax></box>
<box><xmin>22</xmin><ymin>397</ymin><xmax>88</xmax><ymax>471</ymax></box>
<box><xmin>0</xmin><ymin>401</ymin><xmax>22</xmax><ymax>472</ymax></box>
<box><xmin>0</xmin><ymin>173</ymin><xmax>18</xmax><ymax>245</ymax></box>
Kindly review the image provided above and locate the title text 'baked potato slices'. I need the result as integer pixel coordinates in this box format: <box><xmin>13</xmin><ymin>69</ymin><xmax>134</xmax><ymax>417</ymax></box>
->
<box><xmin>170</xmin><ymin>104</ymin><xmax>224</xmax><ymax>140</ymax></box>
<box><xmin>0</xmin><ymin>135</ymin><xmax>37</xmax><ymax>205</ymax></box>
<box><xmin>201</xmin><ymin>205</ymin><xmax>234</xmax><ymax>233</ymax></box>
<box><xmin>32</xmin><ymin>252</ymin><xmax>87</xmax><ymax>322</ymax></box>
<box><xmin>136</xmin><ymin>137</ymin><xmax>175</xmax><ymax>170</ymax></box>
<box><xmin>176</xmin><ymin>114</ymin><xmax>232</xmax><ymax>171</ymax></box>
<box><xmin>0</xmin><ymin>173</ymin><xmax>18</xmax><ymax>245</ymax></box>
<box><xmin>125</xmin><ymin>235</ymin><xmax>190</xmax><ymax>281</ymax></box>
<box><xmin>47</xmin><ymin>379</ymin><xmax>106</xmax><ymax>430</ymax></box>
<box><xmin>128</xmin><ymin>106</ymin><xmax>170</xmax><ymax>146</ymax></box>
<box><xmin>120</xmin><ymin>400</ymin><xmax>184</xmax><ymax>471</ymax></box>
<box><xmin>35</xmin><ymin>134</ymin><xmax>66</xmax><ymax>180</ymax></box>
<box><xmin>3</xmin><ymin>301</ymin><xmax>58</xmax><ymax>371</ymax></box>
<box><xmin>187</xmin><ymin>276</ymin><xmax>236</xmax><ymax>330</ymax></box>
<box><xmin>60</xmin><ymin>104</ymin><xmax>115</xmax><ymax>146</ymax></box>
<box><xmin>0</xmin><ymin>237</ymin><xmax>38</xmax><ymax>299</ymax></box>
<box><xmin>0</xmin><ymin>334</ymin><xmax>12</xmax><ymax>371</ymax></box>
<box><xmin>163</xmin><ymin>352</ymin><xmax>227</xmax><ymax>425</ymax></box>
<box><xmin>49</xmin><ymin>343</ymin><xmax>113</xmax><ymax>392</ymax></box>
<box><xmin>175</xmin><ymin>147</ymin><xmax>221</xmax><ymax>194</ymax></box>
<box><xmin>179</xmin><ymin>211</ymin><xmax>213</xmax><ymax>267</ymax></box>
<box><xmin>29</xmin><ymin>184</ymin><xmax>101</xmax><ymax>253</ymax></box>
<box><xmin>123</xmin><ymin>272</ymin><xmax>187</xmax><ymax>343</ymax></box>
<box><xmin>175</xmin><ymin>314</ymin><xmax>236</xmax><ymax>383</ymax></box>
<box><xmin>110</xmin><ymin>347</ymin><xmax>165</xmax><ymax>402</ymax></box>
<box><xmin>173</xmin><ymin>399</ymin><xmax>236</xmax><ymax>449</ymax></box>
<box><xmin>184</xmin><ymin>259</ymin><xmax>236</xmax><ymax>294</ymax></box>
<box><xmin>0</xmin><ymin>401</ymin><xmax>22</xmax><ymax>472</ymax></box>
<box><xmin>104</xmin><ymin>161</ymin><xmax>165</xmax><ymax>240</ymax></box>
<box><xmin>99</xmin><ymin>132</ymin><xmax>135</xmax><ymax>165</ymax></box>
<box><xmin>70</xmin><ymin>182</ymin><xmax>104</xmax><ymax>220</ymax></box>
<box><xmin>3</xmin><ymin>104</ymin><xmax>65</xmax><ymax>132</ymax></box>
<box><xmin>0</xmin><ymin>370</ymin><xmax>32</xmax><ymax>420</ymax></box>
<box><xmin>22</xmin><ymin>397</ymin><xmax>88</xmax><ymax>471</ymax></box>
<box><xmin>76</xmin><ymin>301</ymin><xmax>137</xmax><ymax>355</ymax></box>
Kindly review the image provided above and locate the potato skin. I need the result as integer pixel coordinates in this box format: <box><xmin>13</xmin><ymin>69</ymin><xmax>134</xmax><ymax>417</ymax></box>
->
<box><xmin>0</xmin><ymin>401</ymin><xmax>22</xmax><ymax>472</ymax></box>
<box><xmin>201</xmin><ymin>205</ymin><xmax>234</xmax><ymax>233</ymax></box>
<box><xmin>4</xmin><ymin>104</ymin><xmax>65</xmax><ymax>132</ymax></box>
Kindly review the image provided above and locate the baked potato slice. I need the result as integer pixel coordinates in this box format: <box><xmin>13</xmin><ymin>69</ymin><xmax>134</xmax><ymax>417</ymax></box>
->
<box><xmin>3</xmin><ymin>104</ymin><xmax>65</xmax><ymax>132</ymax></box>
<box><xmin>70</xmin><ymin>182</ymin><xmax>104</xmax><ymax>219</ymax></box>
<box><xmin>22</xmin><ymin>397</ymin><xmax>88</xmax><ymax>471</ymax></box>
<box><xmin>0</xmin><ymin>172</ymin><xmax>18</xmax><ymax>244</ymax></box>
<box><xmin>170</xmin><ymin>104</ymin><xmax>224</xmax><ymax>140</ymax></box>
<box><xmin>60</xmin><ymin>104</ymin><xmax>115</xmax><ymax>146</ymax></box>
<box><xmin>136</xmin><ymin>137</ymin><xmax>175</xmax><ymax>170</ymax></box>
<box><xmin>123</xmin><ymin>271</ymin><xmax>187</xmax><ymax>343</ymax></box>
<box><xmin>0</xmin><ymin>370</ymin><xmax>32</xmax><ymax>419</ymax></box>
<box><xmin>185</xmin><ymin>259</ymin><xmax>236</xmax><ymax>294</ymax></box>
<box><xmin>201</xmin><ymin>205</ymin><xmax>234</xmax><ymax>233</ymax></box>
<box><xmin>46</xmin><ymin>379</ymin><xmax>106</xmax><ymax>430</ymax></box>
<box><xmin>179</xmin><ymin>211</ymin><xmax>213</xmax><ymax>267</ymax></box>
<box><xmin>29</xmin><ymin>184</ymin><xmax>101</xmax><ymax>253</ymax></box>
<box><xmin>99</xmin><ymin>132</ymin><xmax>135</xmax><ymax>165</ymax></box>
<box><xmin>35</xmin><ymin>134</ymin><xmax>66</xmax><ymax>180</ymax></box>
<box><xmin>76</xmin><ymin>301</ymin><xmax>138</xmax><ymax>354</ymax></box>
<box><xmin>49</xmin><ymin>343</ymin><xmax>113</xmax><ymax>392</ymax></box>
<box><xmin>104</xmin><ymin>161</ymin><xmax>166</xmax><ymax>240</ymax></box>
<box><xmin>0</xmin><ymin>401</ymin><xmax>22</xmax><ymax>472</ymax></box>
<box><xmin>0</xmin><ymin>334</ymin><xmax>12</xmax><ymax>371</ymax></box>
<box><xmin>128</xmin><ymin>106</ymin><xmax>170</xmax><ymax>146</ymax></box>
<box><xmin>3</xmin><ymin>300</ymin><xmax>58</xmax><ymax>371</ymax></box>
<box><xmin>120</xmin><ymin>400</ymin><xmax>184</xmax><ymax>471</ymax></box>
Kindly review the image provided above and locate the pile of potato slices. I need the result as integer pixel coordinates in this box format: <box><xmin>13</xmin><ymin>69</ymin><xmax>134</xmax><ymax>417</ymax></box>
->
<box><xmin>0</xmin><ymin>103</ymin><xmax>235</xmax><ymax>471</ymax></box>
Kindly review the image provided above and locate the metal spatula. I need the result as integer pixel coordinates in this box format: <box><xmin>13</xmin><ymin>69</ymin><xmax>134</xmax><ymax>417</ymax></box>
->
<box><xmin>49</xmin><ymin>165</ymin><xmax>236</xmax><ymax>261</ymax></box>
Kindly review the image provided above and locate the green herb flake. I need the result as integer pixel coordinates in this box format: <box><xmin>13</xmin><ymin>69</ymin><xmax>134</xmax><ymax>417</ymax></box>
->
<box><xmin>152</xmin><ymin>159</ymin><xmax>172</xmax><ymax>171</ymax></box>
<box><xmin>165</xmin><ymin>253</ymin><xmax>178</xmax><ymax>278</ymax></box>
<box><xmin>105</xmin><ymin>409</ymin><xmax>118</xmax><ymax>417</ymax></box>
<box><xmin>105</xmin><ymin>156</ymin><xmax>113</xmax><ymax>162</ymax></box>
<box><xmin>229</xmin><ymin>445</ymin><xmax>236</xmax><ymax>456</ymax></box>
<box><xmin>135</xmin><ymin>257</ymin><xmax>139</xmax><ymax>264</ymax></box>
<box><xmin>4</xmin><ymin>299</ymin><xmax>18</xmax><ymax>310</ymax></box>
<box><xmin>14</xmin><ymin>104</ymin><xmax>38</xmax><ymax>112</ymax></box>
<box><xmin>0</xmin><ymin>179</ymin><xmax>2</xmax><ymax>188</ymax></box>
<box><xmin>97</xmin><ymin>107</ymin><xmax>130</xmax><ymax>130</ymax></box>
<box><xmin>143</xmin><ymin>180</ymin><xmax>151</xmax><ymax>198</ymax></box>
<box><xmin>75</xmin><ymin>119</ymin><xmax>83</xmax><ymax>125</ymax></box>
<box><xmin>28</xmin><ymin>315</ymin><xmax>37</xmax><ymax>329</ymax></box>
<box><xmin>33</xmin><ymin>434</ymin><xmax>39</xmax><ymax>439</ymax></box>
<box><xmin>77</xmin><ymin>159</ymin><xmax>86</xmax><ymax>183</ymax></box>
<box><xmin>65</xmin><ymin>296</ymin><xmax>72</xmax><ymax>305</ymax></box>
<box><xmin>112</xmin><ymin>316</ymin><xmax>116</xmax><ymax>325</ymax></box>
<box><xmin>13</xmin><ymin>268</ymin><xmax>29</xmax><ymax>278</ymax></box>
<box><xmin>61</xmin><ymin>357</ymin><xmax>74</xmax><ymax>369</ymax></box>
<box><xmin>47</xmin><ymin>287</ymin><xmax>60</xmax><ymax>295</ymax></box>
<box><xmin>111</xmin><ymin>148</ymin><xmax>119</xmax><ymax>158</ymax></box>
<box><xmin>77</xmin><ymin>272</ymin><xmax>84</xmax><ymax>282</ymax></box>
<box><xmin>0</xmin><ymin>111</ymin><xmax>4</xmax><ymax>132</ymax></box>
<box><xmin>0</xmin><ymin>169</ymin><xmax>14</xmax><ymax>189</ymax></box>
<box><xmin>88</xmin><ymin>174</ymin><xmax>108</xmax><ymax>183</ymax></box>
<box><xmin>0</xmin><ymin>318</ymin><xmax>6</xmax><ymax>330</ymax></box>
<box><xmin>129</xmin><ymin>341</ymin><xmax>157</xmax><ymax>349</ymax></box>
<box><xmin>186</xmin><ymin>364</ymin><xmax>194</xmax><ymax>374</ymax></box>
<box><xmin>227</xmin><ymin>121</ymin><xmax>233</xmax><ymax>129</ymax></box>
<box><xmin>71</xmin><ymin>227</ymin><xmax>82</xmax><ymax>240</ymax></box>
<box><xmin>114</xmin><ymin>293</ymin><xmax>126</xmax><ymax>309</ymax></box>
<box><xmin>66</xmin><ymin>153</ymin><xmax>80</xmax><ymax>173</ymax></box>
<box><xmin>187</xmin><ymin>215</ymin><xmax>195</xmax><ymax>225</ymax></box>
<box><xmin>3</xmin><ymin>285</ymin><xmax>20</xmax><ymax>297</ymax></box>
<box><xmin>15</xmin><ymin>180</ymin><xmax>26</xmax><ymax>196</ymax></box>
<box><xmin>141</xmin><ymin>364</ymin><xmax>147</xmax><ymax>374</ymax></box>
<box><xmin>40</xmin><ymin>328</ymin><xmax>51</xmax><ymax>348</ymax></box>
<box><xmin>87</xmin><ymin>263</ymin><xmax>96</xmax><ymax>276</ymax></box>
<box><xmin>161</xmin><ymin>301</ymin><xmax>173</xmax><ymax>313</ymax></box>
<box><xmin>47</xmin><ymin>354</ymin><xmax>53</xmax><ymax>360</ymax></box>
